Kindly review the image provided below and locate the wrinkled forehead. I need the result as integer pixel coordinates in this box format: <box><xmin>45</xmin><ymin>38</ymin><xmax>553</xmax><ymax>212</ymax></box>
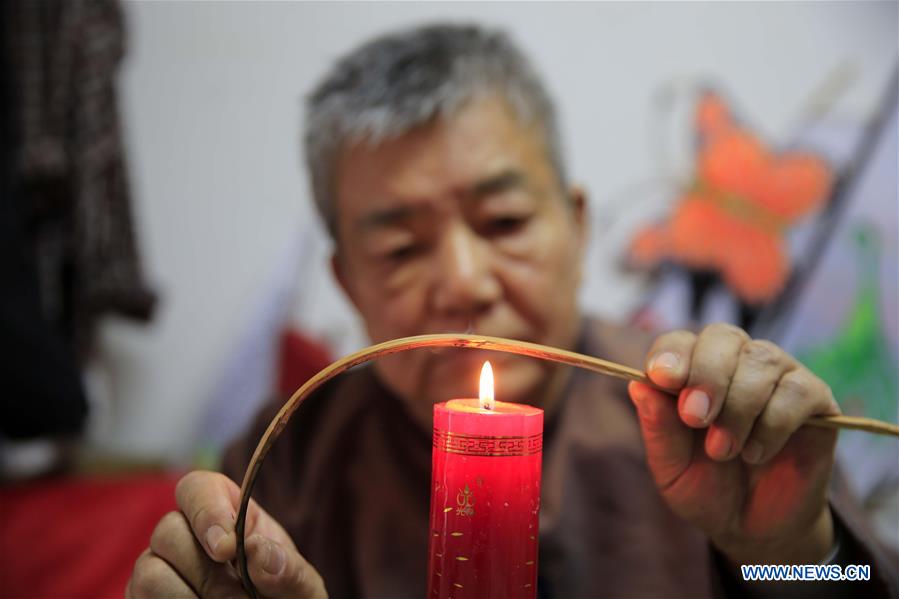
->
<box><xmin>331</xmin><ymin>96</ymin><xmax>557</xmax><ymax>230</ymax></box>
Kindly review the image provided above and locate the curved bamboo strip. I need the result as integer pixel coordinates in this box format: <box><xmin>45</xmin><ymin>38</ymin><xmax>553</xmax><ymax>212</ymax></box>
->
<box><xmin>235</xmin><ymin>333</ymin><xmax>899</xmax><ymax>597</ymax></box>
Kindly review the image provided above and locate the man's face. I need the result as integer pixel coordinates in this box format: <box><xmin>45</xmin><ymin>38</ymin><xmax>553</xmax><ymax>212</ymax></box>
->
<box><xmin>332</xmin><ymin>95</ymin><xmax>586</xmax><ymax>423</ymax></box>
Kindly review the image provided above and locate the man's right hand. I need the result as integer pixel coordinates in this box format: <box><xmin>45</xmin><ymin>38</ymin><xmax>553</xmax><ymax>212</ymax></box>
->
<box><xmin>127</xmin><ymin>471</ymin><xmax>327</xmax><ymax>598</ymax></box>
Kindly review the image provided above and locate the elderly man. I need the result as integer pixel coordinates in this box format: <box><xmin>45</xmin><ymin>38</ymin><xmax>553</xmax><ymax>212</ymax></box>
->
<box><xmin>128</xmin><ymin>24</ymin><xmax>897</xmax><ymax>599</ymax></box>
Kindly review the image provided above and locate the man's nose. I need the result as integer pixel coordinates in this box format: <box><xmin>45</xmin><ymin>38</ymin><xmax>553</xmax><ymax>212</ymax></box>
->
<box><xmin>432</xmin><ymin>223</ymin><xmax>501</xmax><ymax>318</ymax></box>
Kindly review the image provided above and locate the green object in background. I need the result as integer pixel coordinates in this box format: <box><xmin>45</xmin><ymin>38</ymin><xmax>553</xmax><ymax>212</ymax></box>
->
<box><xmin>194</xmin><ymin>442</ymin><xmax>223</xmax><ymax>472</ymax></box>
<box><xmin>798</xmin><ymin>225</ymin><xmax>898</xmax><ymax>427</ymax></box>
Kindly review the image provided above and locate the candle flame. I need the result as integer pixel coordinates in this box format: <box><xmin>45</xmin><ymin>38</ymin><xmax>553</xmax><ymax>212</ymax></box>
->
<box><xmin>479</xmin><ymin>361</ymin><xmax>495</xmax><ymax>410</ymax></box>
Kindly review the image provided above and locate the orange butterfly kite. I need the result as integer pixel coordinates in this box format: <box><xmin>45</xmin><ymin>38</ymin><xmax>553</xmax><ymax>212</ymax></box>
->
<box><xmin>630</xmin><ymin>91</ymin><xmax>834</xmax><ymax>305</ymax></box>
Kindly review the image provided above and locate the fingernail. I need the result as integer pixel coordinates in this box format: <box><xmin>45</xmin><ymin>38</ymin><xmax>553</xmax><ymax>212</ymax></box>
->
<box><xmin>649</xmin><ymin>352</ymin><xmax>680</xmax><ymax>373</ymax></box>
<box><xmin>682</xmin><ymin>390</ymin><xmax>710</xmax><ymax>422</ymax></box>
<box><xmin>742</xmin><ymin>440</ymin><xmax>764</xmax><ymax>464</ymax></box>
<box><xmin>707</xmin><ymin>428</ymin><xmax>733</xmax><ymax>460</ymax></box>
<box><xmin>263</xmin><ymin>540</ymin><xmax>286</xmax><ymax>576</ymax></box>
<box><xmin>205</xmin><ymin>524</ymin><xmax>227</xmax><ymax>554</ymax></box>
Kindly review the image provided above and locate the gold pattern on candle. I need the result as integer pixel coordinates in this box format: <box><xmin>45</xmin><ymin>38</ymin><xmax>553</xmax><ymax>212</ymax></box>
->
<box><xmin>434</xmin><ymin>429</ymin><xmax>543</xmax><ymax>457</ymax></box>
<box><xmin>450</xmin><ymin>532</ymin><xmax>463</xmax><ymax>537</ymax></box>
<box><xmin>456</xmin><ymin>556</ymin><xmax>469</xmax><ymax>561</ymax></box>
<box><xmin>456</xmin><ymin>484</ymin><xmax>475</xmax><ymax>517</ymax></box>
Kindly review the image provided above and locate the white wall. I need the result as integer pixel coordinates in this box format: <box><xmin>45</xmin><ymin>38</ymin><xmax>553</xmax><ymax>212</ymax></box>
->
<box><xmin>92</xmin><ymin>1</ymin><xmax>897</xmax><ymax>461</ymax></box>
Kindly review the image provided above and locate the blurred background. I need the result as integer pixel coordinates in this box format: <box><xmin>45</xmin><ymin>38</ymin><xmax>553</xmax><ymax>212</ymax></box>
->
<box><xmin>2</xmin><ymin>2</ymin><xmax>896</xmax><ymax>597</ymax></box>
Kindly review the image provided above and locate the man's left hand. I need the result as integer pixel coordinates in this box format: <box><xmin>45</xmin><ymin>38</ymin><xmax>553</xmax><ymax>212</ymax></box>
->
<box><xmin>628</xmin><ymin>323</ymin><xmax>840</xmax><ymax>566</ymax></box>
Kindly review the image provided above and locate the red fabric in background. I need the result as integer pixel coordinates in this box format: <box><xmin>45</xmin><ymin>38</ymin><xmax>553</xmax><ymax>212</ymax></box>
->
<box><xmin>275</xmin><ymin>329</ymin><xmax>332</xmax><ymax>397</ymax></box>
<box><xmin>0</xmin><ymin>473</ymin><xmax>180</xmax><ymax>599</ymax></box>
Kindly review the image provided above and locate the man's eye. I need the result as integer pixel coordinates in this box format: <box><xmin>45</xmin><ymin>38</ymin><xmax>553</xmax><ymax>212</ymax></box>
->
<box><xmin>487</xmin><ymin>215</ymin><xmax>529</xmax><ymax>235</ymax></box>
<box><xmin>386</xmin><ymin>244</ymin><xmax>421</xmax><ymax>261</ymax></box>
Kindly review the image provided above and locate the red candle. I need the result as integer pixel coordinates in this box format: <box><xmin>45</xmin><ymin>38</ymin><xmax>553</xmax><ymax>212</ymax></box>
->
<box><xmin>427</xmin><ymin>362</ymin><xmax>544</xmax><ymax>599</ymax></box>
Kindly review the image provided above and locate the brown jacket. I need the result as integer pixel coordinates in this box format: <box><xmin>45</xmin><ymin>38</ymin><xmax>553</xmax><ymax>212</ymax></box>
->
<box><xmin>223</xmin><ymin>319</ymin><xmax>898</xmax><ymax>598</ymax></box>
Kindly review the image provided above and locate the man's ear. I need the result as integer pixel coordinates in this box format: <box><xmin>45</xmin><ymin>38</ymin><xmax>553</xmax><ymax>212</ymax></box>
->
<box><xmin>331</xmin><ymin>251</ymin><xmax>360</xmax><ymax>311</ymax></box>
<box><xmin>568</xmin><ymin>185</ymin><xmax>589</xmax><ymax>284</ymax></box>
<box><xmin>569</xmin><ymin>184</ymin><xmax>588</xmax><ymax>253</ymax></box>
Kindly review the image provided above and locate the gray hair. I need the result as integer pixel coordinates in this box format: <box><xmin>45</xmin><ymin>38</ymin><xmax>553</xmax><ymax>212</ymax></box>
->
<box><xmin>304</xmin><ymin>23</ymin><xmax>568</xmax><ymax>239</ymax></box>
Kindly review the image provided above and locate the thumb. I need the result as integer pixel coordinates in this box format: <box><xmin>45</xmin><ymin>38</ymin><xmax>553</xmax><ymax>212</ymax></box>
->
<box><xmin>628</xmin><ymin>381</ymin><xmax>695</xmax><ymax>491</ymax></box>
<box><xmin>245</xmin><ymin>534</ymin><xmax>327</xmax><ymax>599</ymax></box>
